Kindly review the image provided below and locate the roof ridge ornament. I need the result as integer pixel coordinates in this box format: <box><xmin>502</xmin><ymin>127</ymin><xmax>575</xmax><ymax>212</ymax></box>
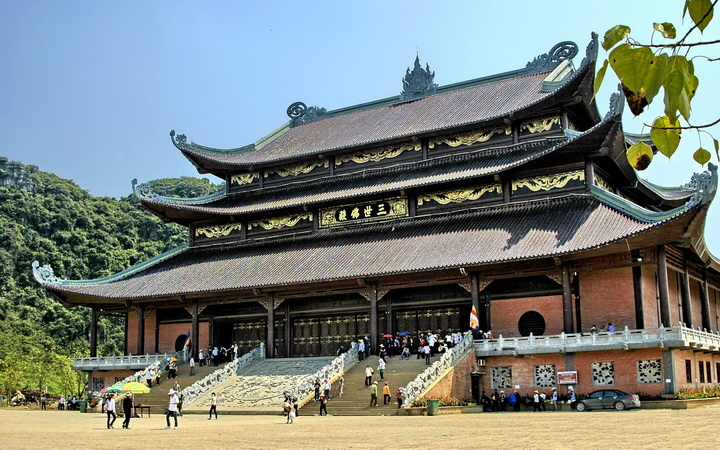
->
<box><xmin>525</xmin><ymin>41</ymin><xmax>579</xmax><ymax>74</ymax></box>
<box><xmin>32</xmin><ymin>261</ymin><xmax>64</xmax><ymax>286</ymax></box>
<box><xmin>399</xmin><ymin>55</ymin><xmax>438</xmax><ymax>102</ymax></box>
<box><xmin>132</xmin><ymin>178</ymin><xmax>159</xmax><ymax>200</ymax></box>
<box><xmin>169</xmin><ymin>130</ymin><xmax>196</xmax><ymax>150</ymax></box>
<box><xmin>580</xmin><ymin>32</ymin><xmax>599</xmax><ymax>69</ymax></box>
<box><xmin>684</xmin><ymin>163</ymin><xmax>717</xmax><ymax>209</ymax></box>
<box><xmin>604</xmin><ymin>86</ymin><xmax>625</xmax><ymax>120</ymax></box>
<box><xmin>287</xmin><ymin>102</ymin><xmax>329</xmax><ymax>126</ymax></box>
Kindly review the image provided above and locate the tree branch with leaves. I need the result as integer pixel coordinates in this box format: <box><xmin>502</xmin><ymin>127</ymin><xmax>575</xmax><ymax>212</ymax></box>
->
<box><xmin>594</xmin><ymin>0</ymin><xmax>718</xmax><ymax>170</ymax></box>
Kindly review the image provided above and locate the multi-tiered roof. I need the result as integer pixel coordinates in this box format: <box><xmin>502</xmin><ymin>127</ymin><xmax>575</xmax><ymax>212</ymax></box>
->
<box><xmin>34</xmin><ymin>34</ymin><xmax>719</xmax><ymax>306</ymax></box>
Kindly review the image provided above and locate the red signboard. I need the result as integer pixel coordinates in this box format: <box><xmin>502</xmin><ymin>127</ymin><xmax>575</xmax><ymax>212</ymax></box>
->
<box><xmin>557</xmin><ymin>371</ymin><xmax>578</xmax><ymax>385</ymax></box>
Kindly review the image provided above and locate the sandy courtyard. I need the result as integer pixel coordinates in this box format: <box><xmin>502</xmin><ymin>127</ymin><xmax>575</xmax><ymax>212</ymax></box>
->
<box><xmin>1</xmin><ymin>407</ymin><xmax>719</xmax><ymax>449</ymax></box>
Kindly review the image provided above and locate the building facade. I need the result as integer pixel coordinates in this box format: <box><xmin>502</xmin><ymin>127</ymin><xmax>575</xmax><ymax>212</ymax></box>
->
<box><xmin>35</xmin><ymin>34</ymin><xmax>720</xmax><ymax>397</ymax></box>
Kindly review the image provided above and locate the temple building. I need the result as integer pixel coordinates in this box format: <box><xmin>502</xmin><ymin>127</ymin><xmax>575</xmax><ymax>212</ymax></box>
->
<box><xmin>35</xmin><ymin>34</ymin><xmax>720</xmax><ymax>398</ymax></box>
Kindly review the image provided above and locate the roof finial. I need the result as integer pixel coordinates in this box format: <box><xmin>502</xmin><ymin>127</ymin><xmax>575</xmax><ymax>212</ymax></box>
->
<box><xmin>399</xmin><ymin>55</ymin><xmax>437</xmax><ymax>102</ymax></box>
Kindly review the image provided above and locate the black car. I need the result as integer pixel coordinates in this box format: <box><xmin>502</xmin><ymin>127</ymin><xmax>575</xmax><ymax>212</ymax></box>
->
<box><xmin>575</xmin><ymin>389</ymin><xmax>641</xmax><ymax>411</ymax></box>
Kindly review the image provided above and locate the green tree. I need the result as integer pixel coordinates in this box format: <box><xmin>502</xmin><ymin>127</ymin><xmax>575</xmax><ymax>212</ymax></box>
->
<box><xmin>595</xmin><ymin>0</ymin><xmax>719</xmax><ymax>169</ymax></box>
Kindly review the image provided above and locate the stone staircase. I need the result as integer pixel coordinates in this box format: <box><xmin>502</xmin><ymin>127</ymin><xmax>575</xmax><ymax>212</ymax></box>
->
<box><xmin>307</xmin><ymin>355</ymin><xmax>430</xmax><ymax>416</ymax></box>
<box><xmin>183</xmin><ymin>357</ymin><xmax>334</xmax><ymax>414</ymax></box>
<box><xmin>129</xmin><ymin>363</ymin><xmax>222</xmax><ymax>415</ymax></box>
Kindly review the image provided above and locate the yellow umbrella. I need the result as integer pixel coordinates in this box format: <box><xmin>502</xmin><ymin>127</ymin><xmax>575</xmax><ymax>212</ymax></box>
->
<box><xmin>120</xmin><ymin>382</ymin><xmax>151</xmax><ymax>394</ymax></box>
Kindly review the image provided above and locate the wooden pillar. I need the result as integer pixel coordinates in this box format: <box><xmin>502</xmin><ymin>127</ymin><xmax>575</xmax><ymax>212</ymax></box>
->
<box><xmin>584</xmin><ymin>158</ymin><xmax>595</xmax><ymax>190</ymax></box>
<box><xmin>267</xmin><ymin>295</ymin><xmax>275</xmax><ymax>359</ymax></box>
<box><xmin>657</xmin><ymin>245</ymin><xmax>671</xmax><ymax>327</ymax></box>
<box><xmin>385</xmin><ymin>298</ymin><xmax>393</xmax><ymax>336</ymax></box>
<box><xmin>370</xmin><ymin>283</ymin><xmax>378</xmax><ymax>355</ymax></box>
<box><xmin>701</xmin><ymin>273</ymin><xmax>712</xmax><ymax>331</ymax></box>
<box><xmin>632</xmin><ymin>257</ymin><xmax>645</xmax><ymax>329</ymax></box>
<box><xmin>573</xmin><ymin>273</ymin><xmax>582</xmax><ymax>332</ymax></box>
<box><xmin>136</xmin><ymin>304</ymin><xmax>145</xmax><ymax>355</ymax></box>
<box><xmin>284</xmin><ymin>303</ymin><xmax>291</xmax><ymax>358</ymax></box>
<box><xmin>561</xmin><ymin>264</ymin><xmax>574</xmax><ymax>333</ymax></box>
<box><xmin>681</xmin><ymin>260</ymin><xmax>693</xmax><ymax>327</ymax></box>
<box><xmin>90</xmin><ymin>306</ymin><xmax>99</xmax><ymax>358</ymax></box>
<box><xmin>484</xmin><ymin>290</ymin><xmax>491</xmax><ymax>332</ymax></box>
<box><xmin>191</xmin><ymin>302</ymin><xmax>200</xmax><ymax>360</ymax></box>
<box><xmin>471</xmin><ymin>273</ymin><xmax>480</xmax><ymax>328</ymax></box>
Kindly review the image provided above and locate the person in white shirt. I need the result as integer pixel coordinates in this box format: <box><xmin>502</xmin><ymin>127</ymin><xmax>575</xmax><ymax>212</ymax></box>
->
<box><xmin>189</xmin><ymin>356</ymin><xmax>195</xmax><ymax>376</ymax></box>
<box><xmin>208</xmin><ymin>392</ymin><xmax>218</xmax><ymax>419</ymax></box>
<box><xmin>165</xmin><ymin>390</ymin><xmax>179</xmax><ymax>429</ymax></box>
<box><xmin>105</xmin><ymin>394</ymin><xmax>116</xmax><ymax>429</ymax></box>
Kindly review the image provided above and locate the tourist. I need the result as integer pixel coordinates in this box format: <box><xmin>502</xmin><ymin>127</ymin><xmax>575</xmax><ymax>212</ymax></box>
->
<box><xmin>400</xmin><ymin>345</ymin><xmax>410</xmax><ymax>360</ymax></box>
<box><xmin>319</xmin><ymin>394</ymin><xmax>328</xmax><ymax>416</ymax></box>
<box><xmin>198</xmin><ymin>350</ymin><xmax>205</xmax><ymax>366</ymax></box>
<box><xmin>323</xmin><ymin>379</ymin><xmax>331</xmax><ymax>399</ymax></box>
<box><xmin>336</xmin><ymin>345</ymin><xmax>345</xmax><ymax>356</ymax></box>
<box><xmin>514</xmin><ymin>390</ymin><xmax>522</xmax><ymax>412</ymax></box>
<box><xmin>481</xmin><ymin>391</ymin><xmax>492</xmax><ymax>412</ymax></box>
<box><xmin>58</xmin><ymin>396</ymin><xmax>65</xmax><ymax>411</ymax></box>
<box><xmin>591</xmin><ymin>324</ymin><xmax>598</xmax><ymax>334</ymax></box>
<box><xmin>423</xmin><ymin>343</ymin><xmax>431</xmax><ymax>365</ymax></box>
<box><xmin>40</xmin><ymin>393</ymin><xmax>47</xmax><ymax>410</ymax></box>
<box><xmin>106</xmin><ymin>394</ymin><xmax>117</xmax><ymax>429</ymax></box>
<box><xmin>146</xmin><ymin>369</ymin><xmax>153</xmax><ymax>387</ymax></box>
<box><xmin>569</xmin><ymin>388</ymin><xmax>577</xmax><ymax>410</ymax></box>
<box><xmin>155</xmin><ymin>368</ymin><xmax>162</xmax><ymax>386</ymax></box>
<box><xmin>189</xmin><ymin>356</ymin><xmax>195</xmax><ymax>376</ymax></box>
<box><xmin>314</xmin><ymin>379</ymin><xmax>321</xmax><ymax>401</ymax></box>
<box><xmin>121</xmin><ymin>393</ymin><xmax>133</xmax><ymax>429</ymax></box>
<box><xmin>500</xmin><ymin>390</ymin><xmax>507</xmax><ymax>411</ymax></box>
<box><xmin>165</xmin><ymin>390</ymin><xmax>179</xmax><ymax>429</ymax></box>
<box><xmin>507</xmin><ymin>391</ymin><xmax>517</xmax><ymax>411</ymax></box>
<box><xmin>358</xmin><ymin>340</ymin><xmax>365</xmax><ymax>361</ymax></box>
<box><xmin>551</xmin><ymin>387</ymin><xmax>558</xmax><ymax>411</ymax></box>
<box><xmin>378</xmin><ymin>358</ymin><xmax>386</xmax><ymax>380</ymax></box>
<box><xmin>533</xmin><ymin>390</ymin><xmax>542</xmax><ymax>412</ymax></box>
<box><xmin>427</xmin><ymin>332</ymin><xmax>436</xmax><ymax>356</ymax></box>
<box><xmin>491</xmin><ymin>389</ymin><xmax>499</xmax><ymax>412</ymax></box>
<box><xmin>539</xmin><ymin>391</ymin><xmax>547</xmax><ymax>411</ymax></box>
<box><xmin>364</xmin><ymin>365</ymin><xmax>374</xmax><ymax>386</ymax></box>
<box><xmin>379</xmin><ymin>344</ymin><xmax>388</xmax><ymax>361</ymax></box>
<box><xmin>212</xmin><ymin>347</ymin><xmax>219</xmax><ymax>366</ymax></box>
<box><xmin>369</xmin><ymin>381</ymin><xmax>378</xmax><ymax>406</ymax></box>
<box><xmin>168</xmin><ymin>360</ymin><xmax>177</xmax><ymax>379</ymax></box>
<box><xmin>284</xmin><ymin>399</ymin><xmax>295</xmax><ymax>424</ymax></box>
<box><xmin>607</xmin><ymin>322</ymin><xmax>615</xmax><ymax>332</ymax></box>
<box><xmin>382</xmin><ymin>382</ymin><xmax>391</xmax><ymax>405</ymax></box>
<box><xmin>338</xmin><ymin>375</ymin><xmax>344</xmax><ymax>397</ymax></box>
<box><xmin>208</xmin><ymin>392</ymin><xmax>218</xmax><ymax>420</ymax></box>
<box><xmin>172</xmin><ymin>380</ymin><xmax>181</xmax><ymax>394</ymax></box>
<box><xmin>292</xmin><ymin>396</ymin><xmax>299</xmax><ymax>417</ymax></box>
<box><xmin>396</xmin><ymin>388</ymin><xmax>403</xmax><ymax>408</ymax></box>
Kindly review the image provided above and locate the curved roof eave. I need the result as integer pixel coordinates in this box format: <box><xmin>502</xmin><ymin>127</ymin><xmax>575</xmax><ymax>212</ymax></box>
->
<box><xmin>173</xmin><ymin>35</ymin><xmax>600</xmax><ymax>172</ymax></box>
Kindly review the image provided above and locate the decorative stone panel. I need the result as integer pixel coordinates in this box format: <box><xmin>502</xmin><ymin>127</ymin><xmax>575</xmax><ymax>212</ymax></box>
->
<box><xmin>491</xmin><ymin>366</ymin><xmax>512</xmax><ymax>389</ymax></box>
<box><xmin>637</xmin><ymin>359</ymin><xmax>662</xmax><ymax>384</ymax></box>
<box><xmin>534</xmin><ymin>364</ymin><xmax>556</xmax><ymax>387</ymax></box>
<box><xmin>591</xmin><ymin>361</ymin><xmax>615</xmax><ymax>386</ymax></box>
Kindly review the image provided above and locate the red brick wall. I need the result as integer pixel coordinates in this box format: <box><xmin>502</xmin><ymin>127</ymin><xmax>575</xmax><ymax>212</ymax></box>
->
<box><xmin>126</xmin><ymin>309</ymin><xmax>157</xmax><ymax>355</ymax></box>
<box><xmin>579</xmin><ymin>267</ymin><xmax>635</xmax><ymax>332</ymax></box>
<box><xmin>642</xmin><ymin>266</ymin><xmax>660</xmax><ymax>328</ymax></box>
<box><xmin>490</xmin><ymin>295</ymin><xmax>563</xmax><ymax>337</ymax></box>
<box><xmin>90</xmin><ymin>370</ymin><xmax>134</xmax><ymax>390</ymax></box>
<box><xmin>483</xmin><ymin>348</ymin><xmax>665</xmax><ymax>397</ymax></box>
<box><xmin>156</xmin><ymin>322</ymin><xmax>210</xmax><ymax>354</ymax></box>
<box><xmin>426</xmin><ymin>351</ymin><xmax>476</xmax><ymax>400</ymax></box>
<box><xmin>673</xmin><ymin>349</ymin><xmax>719</xmax><ymax>389</ymax></box>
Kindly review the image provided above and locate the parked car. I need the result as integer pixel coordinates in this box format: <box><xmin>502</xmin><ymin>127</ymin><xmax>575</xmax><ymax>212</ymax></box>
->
<box><xmin>575</xmin><ymin>389</ymin><xmax>640</xmax><ymax>411</ymax></box>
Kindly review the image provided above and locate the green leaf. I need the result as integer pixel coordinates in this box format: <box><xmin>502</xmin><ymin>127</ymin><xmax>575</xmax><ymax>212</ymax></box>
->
<box><xmin>651</xmin><ymin>116</ymin><xmax>681</xmax><ymax>158</ymax></box>
<box><xmin>653</xmin><ymin>22</ymin><xmax>677</xmax><ymax>39</ymax></box>
<box><xmin>610</xmin><ymin>45</ymin><xmax>665</xmax><ymax>115</ymax></box>
<box><xmin>627</xmin><ymin>142</ymin><xmax>654</xmax><ymax>170</ymax></box>
<box><xmin>602</xmin><ymin>25</ymin><xmax>631</xmax><ymax>50</ymax></box>
<box><xmin>663</xmin><ymin>56</ymin><xmax>693</xmax><ymax>121</ymax></box>
<box><xmin>687</xmin><ymin>0</ymin><xmax>714</xmax><ymax>32</ymax></box>
<box><xmin>593</xmin><ymin>59</ymin><xmax>609</xmax><ymax>101</ymax></box>
<box><xmin>694</xmin><ymin>147</ymin><xmax>711</xmax><ymax>165</ymax></box>
<box><xmin>714</xmin><ymin>138</ymin><xmax>719</xmax><ymax>160</ymax></box>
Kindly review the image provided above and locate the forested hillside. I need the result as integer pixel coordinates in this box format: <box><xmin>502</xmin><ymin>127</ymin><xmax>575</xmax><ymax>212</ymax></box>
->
<box><xmin>0</xmin><ymin>156</ymin><xmax>220</xmax><ymax>397</ymax></box>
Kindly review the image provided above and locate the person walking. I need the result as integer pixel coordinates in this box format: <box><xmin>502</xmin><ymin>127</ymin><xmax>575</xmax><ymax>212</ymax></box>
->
<box><xmin>369</xmin><ymin>381</ymin><xmax>378</xmax><ymax>406</ymax></box>
<box><xmin>165</xmin><ymin>390</ymin><xmax>179</xmax><ymax>429</ymax></box>
<box><xmin>313</xmin><ymin>378</ymin><xmax>321</xmax><ymax>401</ymax></box>
<box><xmin>121</xmin><ymin>393</ymin><xmax>133</xmax><ymax>429</ymax></box>
<box><xmin>189</xmin><ymin>356</ymin><xmax>195</xmax><ymax>376</ymax></box>
<box><xmin>283</xmin><ymin>399</ymin><xmax>294</xmax><ymax>424</ymax></box>
<box><xmin>338</xmin><ymin>375</ymin><xmax>344</xmax><ymax>397</ymax></box>
<box><xmin>323</xmin><ymin>379</ymin><xmax>331</xmax><ymax>399</ymax></box>
<box><xmin>423</xmin><ymin>343</ymin><xmax>431</xmax><ymax>365</ymax></box>
<box><xmin>533</xmin><ymin>390</ymin><xmax>542</xmax><ymax>412</ymax></box>
<box><xmin>382</xmin><ymin>382</ymin><xmax>391</xmax><ymax>405</ymax></box>
<box><xmin>364</xmin><ymin>365</ymin><xmax>374</xmax><ymax>386</ymax></box>
<box><xmin>40</xmin><ymin>394</ymin><xmax>47</xmax><ymax>411</ymax></box>
<box><xmin>146</xmin><ymin>370</ymin><xmax>153</xmax><ymax>388</ymax></box>
<box><xmin>358</xmin><ymin>340</ymin><xmax>365</xmax><ymax>361</ymax></box>
<box><xmin>551</xmin><ymin>388</ymin><xmax>558</xmax><ymax>411</ymax></box>
<box><xmin>378</xmin><ymin>358</ymin><xmax>386</xmax><ymax>380</ymax></box>
<box><xmin>208</xmin><ymin>392</ymin><xmax>218</xmax><ymax>419</ymax></box>
<box><xmin>319</xmin><ymin>395</ymin><xmax>328</xmax><ymax>416</ymax></box>
<box><xmin>106</xmin><ymin>394</ymin><xmax>117</xmax><ymax>429</ymax></box>
<box><xmin>396</xmin><ymin>388</ymin><xmax>403</xmax><ymax>408</ymax></box>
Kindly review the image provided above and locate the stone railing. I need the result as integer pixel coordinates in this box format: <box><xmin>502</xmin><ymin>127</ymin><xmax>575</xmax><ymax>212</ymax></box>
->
<box><xmin>115</xmin><ymin>360</ymin><xmax>163</xmax><ymax>388</ymax></box>
<box><xmin>289</xmin><ymin>344</ymin><xmax>359</xmax><ymax>403</ymax></box>
<box><xmin>181</xmin><ymin>343</ymin><xmax>265</xmax><ymax>406</ymax></box>
<box><xmin>473</xmin><ymin>324</ymin><xmax>720</xmax><ymax>356</ymax></box>
<box><xmin>402</xmin><ymin>331</ymin><xmax>474</xmax><ymax>406</ymax></box>
<box><xmin>74</xmin><ymin>353</ymin><xmax>171</xmax><ymax>371</ymax></box>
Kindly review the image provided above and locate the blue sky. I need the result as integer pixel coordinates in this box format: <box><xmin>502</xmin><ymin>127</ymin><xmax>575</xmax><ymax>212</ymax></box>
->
<box><xmin>1</xmin><ymin>1</ymin><xmax>718</xmax><ymax>253</ymax></box>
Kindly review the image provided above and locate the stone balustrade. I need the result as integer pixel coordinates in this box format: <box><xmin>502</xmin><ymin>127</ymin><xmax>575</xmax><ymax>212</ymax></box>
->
<box><xmin>473</xmin><ymin>324</ymin><xmax>720</xmax><ymax>357</ymax></box>
<box><xmin>74</xmin><ymin>353</ymin><xmax>173</xmax><ymax>371</ymax></box>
